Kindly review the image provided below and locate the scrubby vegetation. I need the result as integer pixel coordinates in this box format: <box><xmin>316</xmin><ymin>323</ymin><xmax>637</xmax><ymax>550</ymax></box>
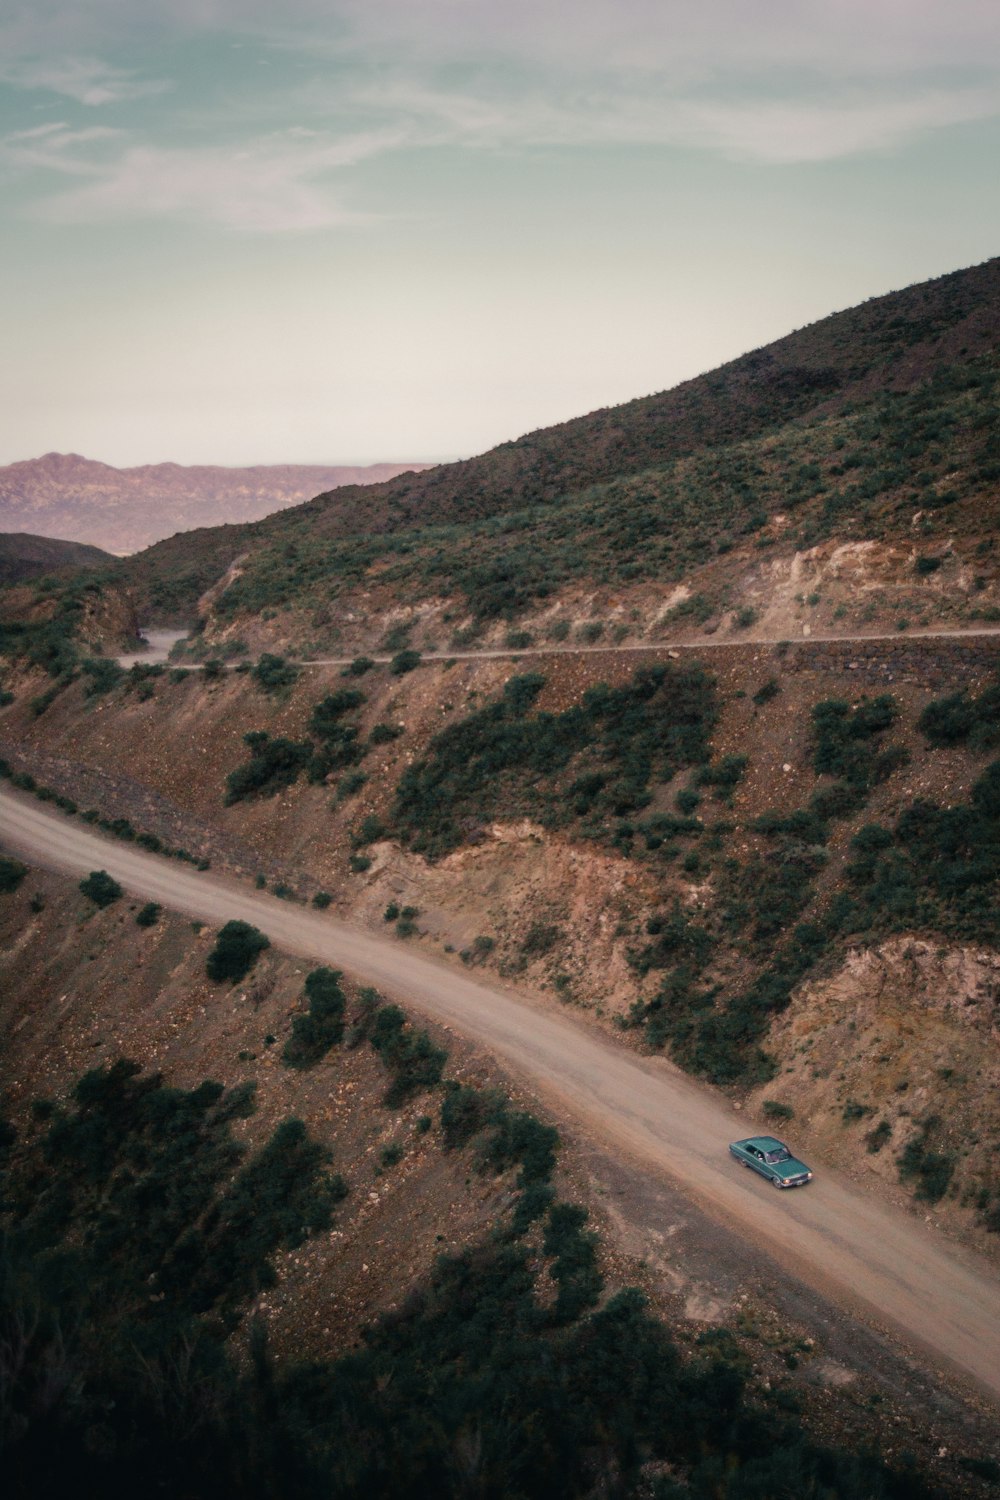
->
<box><xmin>918</xmin><ymin>676</ymin><xmax>1000</xmax><ymax>749</ymax></box>
<box><xmin>844</xmin><ymin>758</ymin><xmax>1000</xmax><ymax>945</ymax></box>
<box><xmin>251</xmin><ymin>652</ymin><xmax>299</xmax><ymax>693</ymax></box>
<box><xmin>79</xmin><ymin>869</ymin><xmax>123</xmax><ymax>908</ymax></box>
<box><xmin>618</xmin><ymin>690</ymin><xmax>917</xmax><ymax>1078</ymax></box>
<box><xmin>282</xmin><ymin>967</ymin><xmax>347</xmax><ymax>1068</ymax></box>
<box><xmin>0</xmin><ymin>854</ymin><xmax>27</xmax><ymax>892</ymax></box>
<box><xmin>393</xmin><ymin>664</ymin><xmax>717</xmax><ymax>857</ymax></box>
<box><xmin>225</xmin><ymin>688</ymin><xmax>373</xmax><ymax>803</ymax></box>
<box><xmin>205</xmin><ymin>920</ymin><xmax>270</xmax><ymax>983</ymax></box>
<box><xmin>0</xmin><ymin>1043</ymin><xmax>941</xmax><ymax>1500</ymax></box>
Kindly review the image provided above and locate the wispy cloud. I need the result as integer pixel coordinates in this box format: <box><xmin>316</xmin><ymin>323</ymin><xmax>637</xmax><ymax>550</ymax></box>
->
<box><xmin>10</xmin><ymin>127</ymin><xmax>399</xmax><ymax>232</ymax></box>
<box><xmin>1</xmin><ymin>0</ymin><xmax>998</xmax><ymax>234</ymax></box>
<box><xmin>0</xmin><ymin>54</ymin><xmax>169</xmax><ymax>106</ymax></box>
<box><xmin>1</xmin><ymin>120</ymin><xmax>122</xmax><ymax>176</ymax></box>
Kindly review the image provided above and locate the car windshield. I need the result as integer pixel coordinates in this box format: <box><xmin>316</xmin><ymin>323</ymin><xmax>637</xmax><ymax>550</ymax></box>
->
<box><xmin>764</xmin><ymin>1148</ymin><xmax>790</xmax><ymax>1164</ymax></box>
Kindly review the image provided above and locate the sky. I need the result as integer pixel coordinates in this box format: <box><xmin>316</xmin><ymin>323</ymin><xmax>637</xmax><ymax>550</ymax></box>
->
<box><xmin>1</xmin><ymin>1</ymin><xmax>998</xmax><ymax>468</ymax></box>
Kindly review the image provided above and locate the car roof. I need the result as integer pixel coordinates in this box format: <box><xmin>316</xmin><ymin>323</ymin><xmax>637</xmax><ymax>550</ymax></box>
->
<box><xmin>740</xmin><ymin>1136</ymin><xmax>786</xmax><ymax>1151</ymax></box>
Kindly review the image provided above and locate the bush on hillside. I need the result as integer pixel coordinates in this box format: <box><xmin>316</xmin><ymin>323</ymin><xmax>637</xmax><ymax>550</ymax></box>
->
<box><xmin>205</xmin><ymin>920</ymin><xmax>270</xmax><ymax>983</ymax></box>
<box><xmin>282</xmin><ymin>967</ymin><xmax>346</xmax><ymax>1068</ymax></box>
<box><xmin>224</xmin><ymin>732</ymin><xmax>313</xmax><ymax>804</ymax></box>
<box><xmin>251</xmin><ymin>653</ymin><xmax>299</xmax><ymax>693</ymax></box>
<box><xmin>79</xmin><ymin>869</ymin><xmax>123</xmax><ymax>908</ymax></box>
<box><xmin>0</xmin><ymin>855</ymin><xmax>28</xmax><ymax>893</ymax></box>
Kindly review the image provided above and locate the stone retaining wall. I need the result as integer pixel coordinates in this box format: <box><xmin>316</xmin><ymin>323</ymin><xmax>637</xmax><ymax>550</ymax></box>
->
<box><xmin>780</xmin><ymin>636</ymin><xmax>1000</xmax><ymax>690</ymax></box>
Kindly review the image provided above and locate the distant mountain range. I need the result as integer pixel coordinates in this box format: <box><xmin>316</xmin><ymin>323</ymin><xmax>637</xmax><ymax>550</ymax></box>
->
<box><xmin>0</xmin><ymin>453</ymin><xmax>434</xmax><ymax>554</ymax></box>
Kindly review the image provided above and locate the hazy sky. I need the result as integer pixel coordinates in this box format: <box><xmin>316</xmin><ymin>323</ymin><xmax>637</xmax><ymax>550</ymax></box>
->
<box><xmin>2</xmin><ymin>1</ymin><xmax>998</xmax><ymax>467</ymax></box>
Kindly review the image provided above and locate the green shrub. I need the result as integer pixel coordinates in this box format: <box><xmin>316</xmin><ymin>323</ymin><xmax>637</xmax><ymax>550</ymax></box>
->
<box><xmin>343</xmin><ymin>655</ymin><xmax>375</xmax><ymax>676</ymax></box>
<box><xmin>521</xmin><ymin>922</ymin><xmax>561</xmax><ymax>957</ymax></box>
<box><xmin>543</xmin><ymin>1201</ymin><xmax>602</xmax><ymax>1323</ymax></box>
<box><xmin>206</xmin><ymin>920</ymin><xmax>270</xmax><ymax>983</ymax></box>
<box><xmin>918</xmin><ymin>678</ymin><xmax>1000</xmax><ymax>749</ymax></box>
<box><xmin>695</xmin><ymin>753</ymin><xmax>748</xmax><ymax>799</ymax></box>
<box><xmin>282</xmin><ymin>967</ymin><xmax>346</xmax><ymax>1068</ymax></box>
<box><xmin>353</xmin><ymin>813</ymin><xmax>385</xmax><ymax>846</ymax></box>
<box><xmin>380</xmin><ymin>623</ymin><xmax>412</xmax><ymax>652</ymax></box>
<box><xmin>752</xmin><ymin>677</ymin><xmax>780</xmax><ymax>706</ymax></box>
<box><xmin>225</xmin><ymin>732</ymin><xmax>313</xmax><ymax>804</ymax></box>
<box><xmin>762</xmin><ymin>1100</ymin><xmax>794</xmax><ymax>1121</ymax></box>
<box><xmin>368</xmin><ymin>1005</ymin><xmax>446</xmax><ymax>1105</ymax></box>
<box><xmin>79</xmin><ymin>869</ymin><xmax>123</xmax><ymax>908</ymax></box>
<box><xmin>336</xmin><ymin>770</ymin><xmax>368</xmax><ymax>799</ymax></box>
<box><xmin>369</xmin><ymin>721</ymin><xmax>403</xmax><ymax>746</ymax></box>
<box><xmin>0</xmin><ymin>855</ymin><xmax>28</xmax><ymax>893</ymax></box>
<box><xmin>389</xmin><ymin>648</ymin><xmax>422</xmax><ymax>675</ymax></box>
<box><xmin>384</xmin><ymin>901</ymin><xmax>400</xmax><ymax>921</ymax></box>
<box><xmin>251</xmin><ymin>653</ymin><xmax>299</xmax><ymax>693</ymax></box>
<box><xmin>811</xmin><ymin>695</ymin><xmax>902</xmax><ymax>794</ymax></box>
<box><xmin>81</xmin><ymin>657</ymin><xmax>125</xmax><ymax>696</ymax></box>
<box><xmin>897</xmin><ymin>1119</ymin><xmax>956</xmax><ymax>1202</ymax></box>
<box><xmin>135</xmin><ymin>902</ymin><xmax>160</xmax><ymax>928</ymax></box>
<box><xmin>312</xmin><ymin>890</ymin><xmax>332</xmax><ymax>909</ymax></box>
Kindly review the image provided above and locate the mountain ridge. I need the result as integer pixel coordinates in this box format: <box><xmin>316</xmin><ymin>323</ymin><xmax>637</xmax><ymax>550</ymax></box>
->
<box><xmin>0</xmin><ymin>453</ymin><xmax>434</xmax><ymax>554</ymax></box>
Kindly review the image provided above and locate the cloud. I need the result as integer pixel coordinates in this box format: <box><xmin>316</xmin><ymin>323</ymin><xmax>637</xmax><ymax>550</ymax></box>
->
<box><xmin>18</xmin><ymin>128</ymin><xmax>398</xmax><ymax>232</ymax></box>
<box><xmin>681</xmin><ymin>86</ymin><xmax>1000</xmax><ymax>164</ymax></box>
<box><xmin>348</xmin><ymin>72</ymin><xmax>1000</xmax><ymax>166</ymax></box>
<box><xmin>0</xmin><ymin>54</ymin><xmax>169</xmax><ymax>105</ymax></box>
<box><xmin>1</xmin><ymin>120</ymin><xmax>122</xmax><ymax>176</ymax></box>
<box><xmin>325</xmin><ymin>0</ymin><xmax>1000</xmax><ymax>81</ymax></box>
<box><xmin>1</xmin><ymin>0</ymin><xmax>998</xmax><ymax>238</ymax></box>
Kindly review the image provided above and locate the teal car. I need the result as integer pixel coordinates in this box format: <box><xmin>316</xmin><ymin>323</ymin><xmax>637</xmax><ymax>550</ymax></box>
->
<box><xmin>729</xmin><ymin>1136</ymin><xmax>813</xmax><ymax>1188</ymax></box>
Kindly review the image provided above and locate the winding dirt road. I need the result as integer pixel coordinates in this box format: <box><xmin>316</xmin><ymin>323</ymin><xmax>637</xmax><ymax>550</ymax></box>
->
<box><xmin>3</xmin><ymin>786</ymin><xmax>999</xmax><ymax>1404</ymax></box>
<box><xmin>120</xmin><ymin>623</ymin><xmax>1000</xmax><ymax>671</ymax></box>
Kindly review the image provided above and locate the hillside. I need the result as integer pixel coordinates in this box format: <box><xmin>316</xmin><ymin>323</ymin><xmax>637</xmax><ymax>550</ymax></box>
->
<box><xmin>7</xmin><ymin>860</ymin><xmax>987</xmax><ymax>1497</ymax></box>
<box><xmin>0</xmin><ymin>530</ymin><xmax>113</xmax><ymax>587</ymax></box>
<box><xmin>106</xmin><ymin>254</ymin><xmax>1000</xmax><ymax>641</ymax></box>
<box><xmin>3</xmin><ymin>632</ymin><xmax>1000</xmax><ymax>1252</ymax></box>
<box><xmin>0</xmin><ymin>453</ymin><xmax>433</xmax><ymax>554</ymax></box>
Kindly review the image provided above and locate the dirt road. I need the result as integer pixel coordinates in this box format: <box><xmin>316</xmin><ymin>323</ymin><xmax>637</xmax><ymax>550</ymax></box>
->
<box><xmin>121</xmin><ymin>623</ymin><xmax>1000</xmax><ymax>670</ymax></box>
<box><xmin>3</xmin><ymin>786</ymin><xmax>999</xmax><ymax>1404</ymax></box>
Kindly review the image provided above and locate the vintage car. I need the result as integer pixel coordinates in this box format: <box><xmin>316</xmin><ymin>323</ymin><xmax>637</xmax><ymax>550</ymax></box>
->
<box><xmin>729</xmin><ymin>1135</ymin><xmax>813</xmax><ymax>1188</ymax></box>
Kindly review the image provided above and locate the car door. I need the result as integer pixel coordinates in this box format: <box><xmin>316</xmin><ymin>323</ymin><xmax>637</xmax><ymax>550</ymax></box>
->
<box><xmin>746</xmin><ymin>1146</ymin><xmax>769</xmax><ymax>1180</ymax></box>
